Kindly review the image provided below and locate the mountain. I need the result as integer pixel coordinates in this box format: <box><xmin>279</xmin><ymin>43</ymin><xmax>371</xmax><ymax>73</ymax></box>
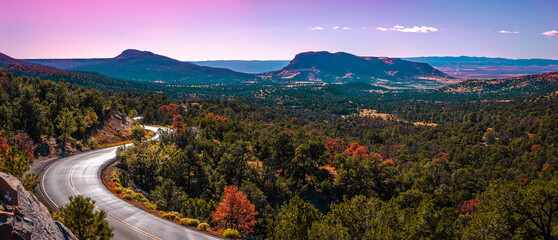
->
<box><xmin>192</xmin><ymin>60</ymin><xmax>290</xmax><ymax>74</ymax></box>
<box><xmin>404</xmin><ymin>56</ymin><xmax>558</xmax><ymax>79</ymax></box>
<box><xmin>27</xmin><ymin>55</ymin><xmax>558</xmax><ymax>80</ymax></box>
<box><xmin>0</xmin><ymin>52</ymin><xmax>135</xmax><ymax>90</ymax></box>
<box><xmin>24</xmin><ymin>58</ymin><xmax>109</xmax><ymax>70</ymax></box>
<box><xmin>264</xmin><ymin>51</ymin><xmax>456</xmax><ymax>89</ymax></box>
<box><xmin>0</xmin><ymin>52</ymin><xmax>37</xmax><ymax>67</ymax></box>
<box><xmin>440</xmin><ymin>71</ymin><xmax>558</xmax><ymax>99</ymax></box>
<box><xmin>72</xmin><ymin>49</ymin><xmax>255</xmax><ymax>84</ymax></box>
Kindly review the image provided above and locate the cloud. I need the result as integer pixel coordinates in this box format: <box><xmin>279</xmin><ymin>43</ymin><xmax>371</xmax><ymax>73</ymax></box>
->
<box><xmin>311</xmin><ymin>26</ymin><xmax>324</xmax><ymax>31</ymax></box>
<box><xmin>379</xmin><ymin>25</ymin><xmax>439</xmax><ymax>33</ymax></box>
<box><xmin>333</xmin><ymin>26</ymin><xmax>340</xmax><ymax>30</ymax></box>
<box><xmin>398</xmin><ymin>26</ymin><xmax>438</xmax><ymax>33</ymax></box>
<box><xmin>542</xmin><ymin>30</ymin><xmax>558</xmax><ymax>36</ymax></box>
<box><xmin>342</xmin><ymin>27</ymin><xmax>351</xmax><ymax>30</ymax></box>
<box><xmin>499</xmin><ymin>30</ymin><xmax>519</xmax><ymax>34</ymax></box>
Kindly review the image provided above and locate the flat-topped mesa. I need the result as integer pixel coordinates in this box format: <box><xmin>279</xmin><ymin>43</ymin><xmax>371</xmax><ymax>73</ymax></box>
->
<box><xmin>267</xmin><ymin>51</ymin><xmax>454</xmax><ymax>87</ymax></box>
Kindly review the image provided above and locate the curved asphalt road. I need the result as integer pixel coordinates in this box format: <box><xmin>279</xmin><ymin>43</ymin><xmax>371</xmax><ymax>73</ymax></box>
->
<box><xmin>40</xmin><ymin>126</ymin><xmax>221</xmax><ymax>240</ymax></box>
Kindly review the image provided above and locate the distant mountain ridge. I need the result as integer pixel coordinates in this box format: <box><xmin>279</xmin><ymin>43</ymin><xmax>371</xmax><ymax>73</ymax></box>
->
<box><xmin>71</xmin><ymin>49</ymin><xmax>255</xmax><ymax>84</ymax></box>
<box><xmin>24</xmin><ymin>58</ymin><xmax>109</xmax><ymax>70</ymax></box>
<box><xmin>1</xmin><ymin>52</ymin><xmax>37</xmax><ymax>67</ymax></box>
<box><xmin>404</xmin><ymin>56</ymin><xmax>558</xmax><ymax>79</ymax></box>
<box><xmin>439</xmin><ymin>71</ymin><xmax>558</xmax><ymax>99</ymax></box>
<box><xmin>264</xmin><ymin>51</ymin><xmax>456</xmax><ymax>88</ymax></box>
<box><xmin>192</xmin><ymin>60</ymin><xmax>291</xmax><ymax>74</ymax></box>
<box><xmin>24</xmin><ymin>55</ymin><xmax>558</xmax><ymax>80</ymax></box>
<box><xmin>0</xmin><ymin>52</ymin><xmax>134</xmax><ymax>90</ymax></box>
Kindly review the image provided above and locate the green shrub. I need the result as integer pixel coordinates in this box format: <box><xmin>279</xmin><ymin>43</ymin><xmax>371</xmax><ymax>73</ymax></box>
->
<box><xmin>111</xmin><ymin>177</ymin><xmax>120</xmax><ymax>183</ymax></box>
<box><xmin>122</xmin><ymin>193</ymin><xmax>133</xmax><ymax>200</ymax></box>
<box><xmin>161</xmin><ymin>211</ymin><xmax>180</xmax><ymax>221</ymax></box>
<box><xmin>180</xmin><ymin>218</ymin><xmax>191</xmax><ymax>226</ymax></box>
<box><xmin>198</xmin><ymin>222</ymin><xmax>209</xmax><ymax>230</ymax></box>
<box><xmin>147</xmin><ymin>203</ymin><xmax>157</xmax><ymax>211</ymax></box>
<box><xmin>188</xmin><ymin>218</ymin><xmax>200</xmax><ymax>226</ymax></box>
<box><xmin>118</xmin><ymin>169</ymin><xmax>130</xmax><ymax>188</ymax></box>
<box><xmin>114</xmin><ymin>187</ymin><xmax>123</xmax><ymax>194</ymax></box>
<box><xmin>139</xmin><ymin>197</ymin><xmax>149</xmax><ymax>203</ymax></box>
<box><xmin>222</xmin><ymin>228</ymin><xmax>241</xmax><ymax>239</ymax></box>
<box><xmin>114</xmin><ymin>182</ymin><xmax>122</xmax><ymax>188</ymax></box>
<box><xmin>180</xmin><ymin>197</ymin><xmax>217</xmax><ymax>223</ymax></box>
<box><xmin>87</xmin><ymin>137</ymin><xmax>99</xmax><ymax>149</ymax></box>
<box><xmin>133</xmin><ymin>192</ymin><xmax>145</xmax><ymax>200</ymax></box>
<box><xmin>125</xmin><ymin>189</ymin><xmax>134</xmax><ymax>195</ymax></box>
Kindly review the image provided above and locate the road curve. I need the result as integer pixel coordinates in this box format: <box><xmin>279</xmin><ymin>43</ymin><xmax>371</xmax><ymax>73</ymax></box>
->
<box><xmin>40</xmin><ymin>126</ymin><xmax>221</xmax><ymax>240</ymax></box>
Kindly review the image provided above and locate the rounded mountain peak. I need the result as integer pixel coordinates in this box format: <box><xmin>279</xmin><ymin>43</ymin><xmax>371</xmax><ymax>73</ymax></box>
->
<box><xmin>116</xmin><ymin>49</ymin><xmax>155</xmax><ymax>59</ymax></box>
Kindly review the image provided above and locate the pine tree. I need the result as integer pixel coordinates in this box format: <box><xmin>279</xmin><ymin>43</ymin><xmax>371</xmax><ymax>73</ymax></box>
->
<box><xmin>57</xmin><ymin>108</ymin><xmax>77</xmax><ymax>154</ymax></box>
<box><xmin>59</xmin><ymin>195</ymin><xmax>113</xmax><ymax>240</ymax></box>
<box><xmin>268</xmin><ymin>196</ymin><xmax>322</xmax><ymax>240</ymax></box>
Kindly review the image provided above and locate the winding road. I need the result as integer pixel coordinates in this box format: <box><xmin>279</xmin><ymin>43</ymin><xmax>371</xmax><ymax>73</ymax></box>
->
<box><xmin>40</xmin><ymin>126</ymin><xmax>221</xmax><ymax>240</ymax></box>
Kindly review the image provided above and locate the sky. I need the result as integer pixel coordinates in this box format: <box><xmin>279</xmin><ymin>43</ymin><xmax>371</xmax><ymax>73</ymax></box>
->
<box><xmin>1</xmin><ymin>0</ymin><xmax>557</xmax><ymax>60</ymax></box>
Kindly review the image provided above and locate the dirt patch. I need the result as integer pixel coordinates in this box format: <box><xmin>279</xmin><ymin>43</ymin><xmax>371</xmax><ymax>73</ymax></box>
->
<box><xmin>413</xmin><ymin>122</ymin><xmax>439</xmax><ymax>127</ymax></box>
<box><xmin>89</xmin><ymin>109</ymin><xmax>134</xmax><ymax>146</ymax></box>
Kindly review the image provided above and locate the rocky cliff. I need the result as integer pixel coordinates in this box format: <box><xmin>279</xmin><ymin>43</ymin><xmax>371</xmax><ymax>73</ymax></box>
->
<box><xmin>0</xmin><ymin>172</ymin><xmax>77</xmax><ymax>240</ymax></box>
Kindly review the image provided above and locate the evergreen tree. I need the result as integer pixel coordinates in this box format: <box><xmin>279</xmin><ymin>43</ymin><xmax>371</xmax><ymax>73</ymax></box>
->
<box><xmin>59</xmin><ymin>195</ymin><xmax>113</xmax><ymax>240</ymax></box>
<box><xmin>268</xmin><ymin>196</ymin><xmax>322</xmax><ymax>240</ymax></box>
<box><xmin>56</xmin><ymin>108</ymin><xmax>77</xmax><ymax>154</ymax></box>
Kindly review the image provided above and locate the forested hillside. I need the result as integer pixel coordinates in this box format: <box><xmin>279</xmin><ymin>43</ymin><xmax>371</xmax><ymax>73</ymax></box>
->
<box><xmin>0</xmin><ymin>71</ymin><xmax>170</xmax><ymax>190</ymax></box>
<box><xmin>115</xmin><ymin>92</ymin><xmax>558</xmax><ymax>239</ymax></box>
<box><xmin>1</xmin><ymin>52</ymin><xmax>139</xmax><ymax>91</ymax></box>
<box><xmin>2</xmin><ymin>69</ymin><xmax>557</xmax><ymax>239</ymax></box>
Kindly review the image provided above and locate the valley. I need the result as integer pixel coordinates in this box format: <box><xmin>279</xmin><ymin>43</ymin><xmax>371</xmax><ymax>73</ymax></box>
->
<box><xmin>2</xmin><ymin>56</ymin><xmax>558</xmax><ymax>238</ymax></box>
<box><xmin>3</xmin><ymin>1</ymin><xmax>557</xmax><ymax>239</ymax></box>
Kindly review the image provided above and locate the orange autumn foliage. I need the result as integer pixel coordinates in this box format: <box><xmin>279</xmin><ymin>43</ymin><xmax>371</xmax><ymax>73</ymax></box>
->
<box><xmin>158</xmin><ymin>104</ymin><xmax>181</xmax><ymax>115</ymax></box>
<box><xmin>325</xmin><ymin>138</ymin><xmax>344</xmax><ymax>155</ymax></box>
<box><xmin>13</xmin><ymin>132</ymin><xmax>36</xmax><ymax>162</ymax></box>
<box><xmin>172</xmin><ymin>114</ymin><xmax>183</xmax><ymax>129</ymax></box>
<box><xmin>530</xmin><ymin>144</ymin><xmax>541</xmax><ymax>156</ymax></box>
<box><xmin>369</xmin><ymin>152</ymin><xmax>383</xmax><ymax>161</ymax></box>
<box><xmin>0</xmin><ymin>133</ymin><xmax>8</xmax><ymax>158</ymax></box>
<box><xmin>382</xmin><ymin>159</ymin><xmax>395</xmax><ymax>166</ymax></box>
<box><xmin>343</xmin><ymin>142</ymin><xmax>369</xmax><ymax>160</ymax></box>
<box><xmin>206</xmin><ymin>113</ymin><xmax>229</xmax><ymax>123</ymax></box>
<box><xmin>171</xmin><ymin>114</ymin><xmax>188</xmax><ymax>136</ymax></box>
<box><xmin>211</xmin><ymin>186</ymin><xmax>258</xmax><ymax>234</ymax></box>
<box><xmin>437</xmin><ymin>152</ymin><xmax>450</xmax><ymax>160</ymax></box>
<box><xmin>459</xmin><ymin>198</ymin><xmax>479</xmax><ymax>216</ymax></box>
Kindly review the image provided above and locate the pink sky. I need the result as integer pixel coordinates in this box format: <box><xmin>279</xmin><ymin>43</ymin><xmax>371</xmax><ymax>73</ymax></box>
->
<box><xmin>1</xmin><ymin>0</ymin><xmax>557</xmax><ymax>60</ymax></box>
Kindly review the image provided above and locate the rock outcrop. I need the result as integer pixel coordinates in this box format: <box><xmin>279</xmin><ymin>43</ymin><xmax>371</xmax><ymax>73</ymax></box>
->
<box><xmin>89</xmin><ymin>108</ymin><xmax>134</xmax><ymax>145</ymax></box>
<box><xmin>0</xmin><ymin>172</ymin><xmax>77</xmax><ymax>240</ymax></box>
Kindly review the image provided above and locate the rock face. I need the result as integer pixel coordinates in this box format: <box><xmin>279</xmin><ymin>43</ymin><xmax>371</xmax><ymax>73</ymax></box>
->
<box><xmin>89</xmin><ymin>109</ymin><xmax>134</xmax><ymax>144</ymax></box>
<box><xmin>0</xmin><ymin>172</ymin><xmax>77</xmax><ymax>240</ymax></box>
